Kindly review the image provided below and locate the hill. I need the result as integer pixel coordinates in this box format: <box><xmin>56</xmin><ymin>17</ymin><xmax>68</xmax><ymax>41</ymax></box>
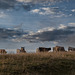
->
<box><xmin>0</xmin><ymin>52</ymin><xmax>75</xmax><ymax>75</ymax></box>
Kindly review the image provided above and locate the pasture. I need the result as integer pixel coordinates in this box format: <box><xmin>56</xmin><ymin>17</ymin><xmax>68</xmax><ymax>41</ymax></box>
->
<box><xmin>0</xmin><ymin>52</ymin><xmax>75</xmax><ymax>75</ymax></box>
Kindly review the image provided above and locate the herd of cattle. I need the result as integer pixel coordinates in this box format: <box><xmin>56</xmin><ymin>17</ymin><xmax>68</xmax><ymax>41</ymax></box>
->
<box><xmin>0</xmin><ymin>46</ymin><xmax>75</xmax><ymax>54</ymax></box>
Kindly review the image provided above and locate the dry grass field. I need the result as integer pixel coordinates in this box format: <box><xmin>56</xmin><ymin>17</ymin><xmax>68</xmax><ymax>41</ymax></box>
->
<box><xmin>0</xmin><ymin>52</ymin><xmax>75</xmax><ymax>75</ymax></box>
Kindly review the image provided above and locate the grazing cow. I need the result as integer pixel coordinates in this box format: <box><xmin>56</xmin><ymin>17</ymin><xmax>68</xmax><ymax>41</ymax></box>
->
<box><xmin>53</xmin><ymin>46</ymin><xmax>65</xmax><ymax>52</ymax></box>
<box><xmin>36</xmin><ymin>47</ymin><xmax>51</xmax><ymax>53</ymax></box>
<box><xmin>68</xmin><ymin>47</ymin><xmax>75</xmax><ymax>52</ymax></box>
<box><xmin>17</xmin><ymin>47</ymin><xmax>26</xmax><ymax>53</ymax></box>
<box><xmin>0</xmin><ymin>49</ymin><xmax>7</xmax><ymax>54</ymax></box>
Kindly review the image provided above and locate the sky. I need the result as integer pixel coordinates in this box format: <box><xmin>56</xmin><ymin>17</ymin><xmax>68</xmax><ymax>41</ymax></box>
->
<box><xmin>0</xmin><ymin>0</ymin><xmax>75</xmax><ymax>53</ymax></box>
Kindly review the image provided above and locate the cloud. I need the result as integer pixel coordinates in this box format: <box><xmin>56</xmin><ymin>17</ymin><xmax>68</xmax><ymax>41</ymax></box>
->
<box><xmin>37</xmin><ymin>27</ymin><xmax>55</xmax><ymax>33</ymax></box>
<box><xmin>71</xmin><ymin>9</ymin><xmax>75</xmax><ymax>12</ymax></box>
<box><xmin>16</xmin><ymin>0</ymin><xmax>68</xmax><ymax>3</ymax></box>
<box><xmin>0</xmin><ymin>0</ymin><xmax>34</xmax><ymax>11</ymax></box>
<box><xmin>40</xmin><ymin>7</ymin><xmax>55</xmax><ymax>15</ymax></box>
<box><xmin>0</xmin><ymin>28</ymin><xmax>28</xmax><ymax>41</ymax></box>
<box><xmin>16</xmin><ymin>0</ymin><xmax>32</xmax><ymax>3</ymax></box>
<box><xmin>30</xmin><ymin>7</ymin><xmax>67</xmax><ymax>17</ymax></box>
<box><xmin>22</xmin><ymin>25</ymin><xmax>75</xmax><ymax>42</ymax></box>
<box><xmin>16</xmin><ymin>0</ymin><xmax>24</xmax><ymax>2</ymax></box>
<box><xmin>68</xmin><ymin>23</ymin><xmax>75</xmax><ymax>26</ymax></box>
<box><xmin>0</xmin><ymin>12</ymin><xmax>7</xmax><ymax>18</ymax></box>
<box><xmin>1</xmin><ymin>24</ymin><xmax>75</xmax><ymax>43</ymax></box>
<box><xmin>58</xmin><ymin>24</ymin><xmax>67</xmax><ymax>29</ymax></box>
<box><xmin>53</xmin><ymin>41</ymin><xmax>58</xmax><ymax>44</ymax></box>
<box><xmin>0</xmin><ymin>0</ymin><xmax>69</xmax><ymax>11</ymax></box>
<box><xmin>31</xmin><ymin>7</ymin><xmax>56</xmax><ymax>15</ymax></box>
<box><xmin>31</xmin><ymin>9</ymin><xmax>40</xmax><ymax>13</ymax></box>
<box><xmin>0</xmin><ymin>0</ymin><xmax>16</xmax><ymax>9</ymax></box>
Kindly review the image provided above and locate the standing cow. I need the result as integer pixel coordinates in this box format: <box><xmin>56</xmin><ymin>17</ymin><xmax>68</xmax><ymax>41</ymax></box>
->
<box><xmin>68</xmin><ymin>47</ymin><xmax>75</xmax><ymax>52</ymax></box>
<box><xmin>36</xmin><ymin>47</ymin><xmax>51</xmax><ymax>53</ymax></box>
<box><xmin>17</xmin><ymin>47</ymin><xmax>26</xmax><ymax>53</ymax></box>
<box><xmin>0</xmin><ymin>49</ymin><xmax>7</xmax><ymax>54</ymax></box>
<box><xmin>53</xmin><ymin>46</ymin><xmax>65</xmax><ymax>52</ymax></box>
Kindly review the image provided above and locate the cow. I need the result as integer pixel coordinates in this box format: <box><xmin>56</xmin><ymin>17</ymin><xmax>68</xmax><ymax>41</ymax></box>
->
<box><xmin>17</xmin><ymin>49</ymin><xmax>21</xmax><ymax>53</ymax></box>
<box><xmin>17</xmin><ymin>47</ymin><xmax>26</xmax><ymax>53</ymax></box>
<box><xmin>36</xmin><ymin>47</ymin><xmax>51</xmax><ymax>53</ymax></box>
<box><xmin>53</xmin><ymin>46</ymin><xmax>65</xmax><ymax>52</ymax></box>
<box><xmin>68</xmin><ymin>47</ymin><xmax>75</xmax><ymax>52</ymax></box>
<box><xmin>0</xmin><ymin>49</ymin><xmax>7</xmax><ymax>54</ymax></box>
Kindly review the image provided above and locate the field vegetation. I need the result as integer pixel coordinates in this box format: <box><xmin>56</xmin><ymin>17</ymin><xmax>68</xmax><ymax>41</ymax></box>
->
<box><xmin>0</xmin><ymin>52</ymin><xmax>75</xmax><ymax>75</ymax></box>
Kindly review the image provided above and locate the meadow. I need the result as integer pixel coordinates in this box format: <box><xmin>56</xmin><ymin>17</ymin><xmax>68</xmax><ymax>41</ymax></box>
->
<box><xmin>0</xmin><ymin>52</ymin><xmax>75</xmax><ymax>75</ymax></box>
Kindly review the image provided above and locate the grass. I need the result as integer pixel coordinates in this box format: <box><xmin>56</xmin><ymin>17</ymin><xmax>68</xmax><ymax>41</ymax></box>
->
<box><xmin>0</xmin><ymin>52</ymin><xmax>75</xmax><ymax>75</ymax></box>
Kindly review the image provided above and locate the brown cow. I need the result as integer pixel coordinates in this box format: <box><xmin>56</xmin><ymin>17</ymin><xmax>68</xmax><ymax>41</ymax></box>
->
<box><xmin>68</xmin><ymin>47</ymin><xmax>75</xmax><ymax>52</ymax></box>
<box><xmin>0</xmin><ymin>49</ymin><xmax>7</xmax><ymax>54</ymax></box>
<box><xmin>17</xmin><ymin>47</ymin><xmax>26</xmax><ymax>53</ymax></box>
<box><xmin>36</xmin><ymin>47</ymin><xmax>51</xmax><ymax>53</ymax></box>
<box><xmin>53</xmin><ymin>46</ymin><xmax>65</xmax><ymax>52</ymax></box>
<box><xmin>17</xmin><ymin>49</ymin><xmax>21</xmax><ymax>53</ymax></box>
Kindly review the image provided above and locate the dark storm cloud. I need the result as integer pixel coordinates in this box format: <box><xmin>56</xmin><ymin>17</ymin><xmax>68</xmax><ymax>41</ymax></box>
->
<box><xmin>23</xmin><ymin>26</ymin><xmax>75</xmax><ymax>42</ymax></box>
<box><xmin>0</xmin><ymin>0</ymin><xmax>16</xmax><ymax>9</ymax></box>
<box><xmin>0</xmin><ymin>0</ymin><xmax>69</xmax><ymax>11</ymax></box>
<box><xmin>0</xmin><ymin>0</ymin><xmax>34</xmax><ymax>11</ymax></box>
<box><xmin>0</xmin><ymin>28</ymin><xmax>28</xmax><ymax>39</ymax></box>
<box><xmin>22</xmin><ymin>3</ymin><xmax>35</xmax><ymax>11</ymax></box>
<box><xmin>0</xmin><ymin>26</ymin><xmax>75</xmax><ymax>43</ymax></box>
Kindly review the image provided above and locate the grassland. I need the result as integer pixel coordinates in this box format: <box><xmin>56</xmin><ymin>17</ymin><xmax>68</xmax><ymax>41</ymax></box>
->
<box><xmin>0</xmin><ymin>52</ymin><xmax>75</xmax><ymax>75</ymax></box>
